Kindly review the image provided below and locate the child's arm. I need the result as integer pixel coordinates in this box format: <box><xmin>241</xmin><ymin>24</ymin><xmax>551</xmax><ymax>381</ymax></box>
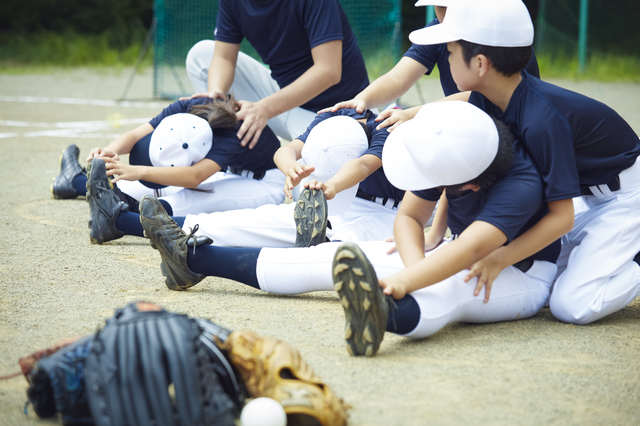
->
<box><xmin>105</xmin><ymin>157</ymin><xmax>222</xmax><ymax>188</ymax></box>
<box><xmin>273</xmin><ymin>139</ymin><xmax>315</xmax><ymax>199</ymax></box>
<box><xmin>424</xmin><ymin>191</ymin><xmax>449</xmax><ymax>251</ymax></box>
<box><xmin>86</xmin><ymin>123</ymin><xmax>154</xmax><ymax>161</ymax></box>
<box><xmin>465</xmin><ymin>198</ymin><xmax>575</xmax><ymax>302</ymax></box>
<box><xmin>380</xmin><ymin>219</ymin><xmax>509</xmax><ymax>299</ymax></box>
<box><xmin>304</xmin><ymin>154</ymin><xmax>381</xmax><ymax>200</ymax></box>
<box><xmin>392</xmin><ymin>192</ymin><xmax>437</xmax><ymax>268</ymax></box>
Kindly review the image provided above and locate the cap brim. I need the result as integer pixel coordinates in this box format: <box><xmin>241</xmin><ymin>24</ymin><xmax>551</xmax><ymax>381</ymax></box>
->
<box><xmin>409</xmin><ymin>24</ymin><xmax>460</xmax><ymax>46</ymax></box>
<box><xmin>414</xmin><ymin>0</ymin><xmax>451</xmax><ymax>6</ymax></box>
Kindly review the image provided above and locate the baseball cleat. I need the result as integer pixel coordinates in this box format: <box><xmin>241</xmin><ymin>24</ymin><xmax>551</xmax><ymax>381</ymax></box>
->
<box><xmin>332</xmin><ymin>243</ymin><xmax>389</xmax><ymax>357</ymax></box>
<box><xmin>51</xmin><ymin>144</ymin><xmax>86</xmax><ymax>199</ymax></box>
<box><xmin>87</xmin><ymin>158</ymin><xmax>127</xmax><ymax>244</ymax></box>
<box><xmin>294</xmin><ymin>187</ymin><xmax>328</xmax><ymax>247</ymax></box>
<box><xmin>139</xmin><ymin>195</ymin><xmax>211</xmax><ymax>291</ymax></box>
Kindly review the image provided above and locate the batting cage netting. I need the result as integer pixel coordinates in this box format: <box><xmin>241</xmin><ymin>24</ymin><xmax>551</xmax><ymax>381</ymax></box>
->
<box><xmin>152</xmin><ymin>0</ymin><xmax>402</xmax><ymax>100</ymax></box>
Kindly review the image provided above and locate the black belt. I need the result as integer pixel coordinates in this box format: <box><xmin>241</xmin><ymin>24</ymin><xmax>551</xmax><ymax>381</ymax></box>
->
<box><xmin>227</xmin><ymin>166</ymin><xmax>265</xmax><ymax>180</ymax></box>
<box><xmin>513</xmin><ymin>258</ymin><xmax>534</xmax><ymax>273</ymax></box>
<box><xmin>356</xmin><ymin>189</ymin><xmax>401</xmax><ymax>208</ymax></box>
<box><xmin>579</xmin><ymin>175</ymin><xmax>620</xmax><ymax>196</ymax></box>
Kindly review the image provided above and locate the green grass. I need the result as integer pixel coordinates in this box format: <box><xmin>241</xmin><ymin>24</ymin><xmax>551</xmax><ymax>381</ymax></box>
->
<box><xmin>536</xmin><ymin>52</ymin><xmax>640</xmax><ymax>83</ymax></box>
<box><xmin>0</xmin><ymin>30</ymin><xmax>152</xmax><ymax>73</ymax></box>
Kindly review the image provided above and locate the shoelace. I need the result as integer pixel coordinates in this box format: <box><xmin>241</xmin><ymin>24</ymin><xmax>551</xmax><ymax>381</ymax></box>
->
<box><xmin>186</xmin><ymin>224</ymin><xmax>201</xmax><ymax>255</ymax></box>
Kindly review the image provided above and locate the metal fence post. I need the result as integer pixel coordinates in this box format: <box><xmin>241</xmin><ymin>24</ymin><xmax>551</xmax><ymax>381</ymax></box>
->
<box><xmin>578</xmin><ymin>0</ymin><xmax>589</xmax><ymax>73</ymax></box>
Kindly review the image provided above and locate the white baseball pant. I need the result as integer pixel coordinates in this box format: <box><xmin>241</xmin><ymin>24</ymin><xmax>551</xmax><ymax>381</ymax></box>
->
<box><xmin>550</xmin><ymin>157</ymin><xmax>640</xmax><ymax>324</ymax></box>
<box><xmin>186</xmin><ymin>40</ymin><xmax>317</xmax><ymax>142</ymax></box>
<box><xmin>255</xmin><ymin>240</ymin><xmax>557</xmax><ymax>338</ymax></box>
<box><xmin>115</xmin><ymin>168</ymin><xmax>285</xmax><ymax>216</ymax></box>
<box><xmin>183</xmin><ymin>196</ymin><xmax>398</xmax><ymax>248</ymax></box>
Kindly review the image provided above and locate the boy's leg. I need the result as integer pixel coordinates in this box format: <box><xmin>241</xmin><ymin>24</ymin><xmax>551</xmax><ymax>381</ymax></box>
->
<box><xmin>183</xmin><ymin>203</ymin><xmax>298</xmax><ymax>248</ymax></box>
<box><xmin>51</xmin><ymin>144</ymin><xmax>86</xmax><ymax>199</ymax></box>
<box><xmin>550</xmin><ymin>188</ymin><xmax>640</xmax><ymax>324</ymax></box>
<box><xmin>160</xmin><ymin>169</ymin><xmax>285</xmax><ymax>216</ymax></box>
<box><xmin>185</xmin><ymin>40</ymin><xmax>315</xmax><ymax>141</ymax></box>
<box><xmin>328</xmin><ymin>198</ymin><xmax>397</xmax><ymax>243</ymax></box>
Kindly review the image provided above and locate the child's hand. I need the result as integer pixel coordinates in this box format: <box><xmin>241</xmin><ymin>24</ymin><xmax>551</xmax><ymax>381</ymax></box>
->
<box><xmin>303</xmin><ymin>180</ymin><xmax>336</xmax><ymax>200</ymax></box>
<box><xmin>465</xmin><ymin>255</ymin><xmax>506</xmax><ymax>303</ymax></box>
<box><xmin>87</xmin><ymin>147</ymin><xmax>119</xmax><ymax>162</ymax></box>
<box><xmin>103</xmin><ymin>157</ymin><xmax>140</xmax><ymax>183</ymax></box>
<box><xmin>375</xmin><ymin>109</ymin><xmax>412</xmax><ymax>132</ymax></box>
<box><xmin>283</xmin><ymin>165</ymin><xmax>315</xmax><ymax>199</ymax></box>
<box><xmin>379</xmin><ymin>277</ymin><xmax>408</xmax><ymax>299</ymax></box>
<box><xmin>317</xmin><ymin>99</ymin><xmax>367</xmax><ymax>114</ymax></box>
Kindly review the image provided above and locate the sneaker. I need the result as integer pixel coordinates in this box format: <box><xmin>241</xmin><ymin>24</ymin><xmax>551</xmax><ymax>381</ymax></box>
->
<box><xmin>139</xmin><ymin>195</ymin><xmax>212</xmax><ymax>291</ymax></box>
<box><xmin>87</xmin><ymin>158</ymin><xmax>127</xmax><ymax>244</ymax></box>
<box><xmin>51</xmin><ymin>144</ymin><xmax>86</xmax><ymax>199</ymax></box>
<box><xmin>332</xmin><ymin>243</ymin><xmax>389</xmax><ymax>357</ymax></box>
<box><xmin>294</xmin><ymin>188</ymin><xmax>328</xmax><ymax>247</ymax></box>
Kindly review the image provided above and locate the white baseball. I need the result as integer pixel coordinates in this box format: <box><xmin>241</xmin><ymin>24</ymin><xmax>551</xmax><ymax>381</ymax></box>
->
<box><xmin>240</xmin><ymin>397</ymin><xmax>287</xmax><ymax>426</ymax></box>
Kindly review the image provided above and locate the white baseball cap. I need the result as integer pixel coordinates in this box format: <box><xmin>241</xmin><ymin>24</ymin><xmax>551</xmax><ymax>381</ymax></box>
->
<box><xmin>409</xmin><ymin>0</ymin><xmax>534</xmax><ymax>47</ymax></box>
<box><xmin>301</xmin><ymin>116</ymin><xmax>369</xmax><ymax>215</ymax></box>
<box><xmin>382</xmin><ymin>101</ymin><xmax>499</xmax><ymax>191</ymax></box>
<box><xmin>149</xmin><ymin>113</ymin><xmax>213</xmax><ymax>168</ymax></box>
<box><xmin>414</xmin><ymin>0</ymin><xmax>453</xmax><ymax>7</ymax></box>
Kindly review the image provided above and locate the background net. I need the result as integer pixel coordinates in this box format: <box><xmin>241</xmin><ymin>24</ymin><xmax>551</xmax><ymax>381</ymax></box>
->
<box><xmin>153</xmin><ymin>0</ymin><xmax>401</xmax><ymax>100</ymax></box>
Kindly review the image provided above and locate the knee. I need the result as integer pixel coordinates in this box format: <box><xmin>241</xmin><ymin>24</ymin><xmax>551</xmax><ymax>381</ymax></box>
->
<box><xmin>186</xmin><ymin>40</ymin><xmax>215</xmax><ymax>68</ymax></box>
<box><xmin>548</xmin><ymin>290</ymin><xmax>593</xmax><ymax>325</ymax></box>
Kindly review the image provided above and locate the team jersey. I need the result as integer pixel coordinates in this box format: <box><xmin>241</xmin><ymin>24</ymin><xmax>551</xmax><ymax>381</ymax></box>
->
<box><xmin>404</xmin><ymin>19</ymin><xmax>541</xmax><ymax>97</ymax></box>
<box><xmin>469</xmin><ymin>72</ymin><xmax>640</xmax><ymax>201</ymax></box>
<box><xmin>214</xmin><ymin>0</ymin><xmax>369</xmax><ymax>111</ymax></box>
<box><xmin>413</xmin><ymin>144</ymin><xmax>560</xmax><ymax>263</ymax></box>
<box><xmin>296</xmin><ymin>109</ymin><xmax>405</xmax><ymax>203</ymax></box>
<box><xmin>132</xmin><ymin>98</ymin><xmax>280</xmax><ymax>189</ymax></box>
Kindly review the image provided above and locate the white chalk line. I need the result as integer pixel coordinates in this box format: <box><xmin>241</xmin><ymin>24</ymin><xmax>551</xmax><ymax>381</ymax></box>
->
<box><xmin>0</xmin><ymin>95</ymin><xmax>168</xmax><ymax>109</ymax></box>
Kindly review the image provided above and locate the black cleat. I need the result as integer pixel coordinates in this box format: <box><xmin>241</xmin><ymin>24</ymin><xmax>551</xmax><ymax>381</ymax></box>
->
<box><xmin>51</xmin><ymin>144</ymin><xmax>86</xmax><ymax>199</ymax></box>
<box><xmin>139</xmin><ymin>195</ymin><xmax>212</xmax><ymax>291</ymax></box>
<box><xmin>87</xmin><ymin>158</ymin><xmax>127</xmax><ymax>244</ymax></box>
<box><xmin>332</xmin><ymin>243</ymin><xmax>389</xmax><ymax>357</ymax></box>
<box><xmin>294</xmin><ymin>188</ymin><xmax>328</xmax><ymax>247</ymax></box>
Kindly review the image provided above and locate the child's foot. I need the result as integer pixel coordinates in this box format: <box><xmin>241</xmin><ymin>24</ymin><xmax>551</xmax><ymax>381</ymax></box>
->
<box><xmin>294</xmin><ymin>188</ymin><xmax>328</xmax><ymax>247</ymax></box>
<box><xmin>87</xmin><ymin>158</ymin><xmax>126</xmax><ymax>244</ymax></box>
<box><xmin>139</xmin><ymin>195</ymin><xmax>211</xmax><ymax>291</ymax></box>
<box><xmin>51</xmin><ymin>144</ymin><xmax>85</xmax><ymax>199</ymax></box>
<box><xmin>332</xmin><ymin>243</ymin><xmax>389</xmax><ymax>357</ymax></box>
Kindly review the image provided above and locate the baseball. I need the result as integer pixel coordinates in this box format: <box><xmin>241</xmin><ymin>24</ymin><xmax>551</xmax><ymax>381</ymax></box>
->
<box><xmin>240</xmin><ymin>397</ymin><xmax>287</xmax><ymax>426</ymax></box>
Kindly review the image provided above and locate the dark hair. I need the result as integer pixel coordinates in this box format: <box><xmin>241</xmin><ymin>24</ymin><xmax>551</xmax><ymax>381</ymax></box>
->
<box><xmin>357</xmin><ymin>120</ymin><xmax>373</xmax><ymax>145</ymax></box>
<box><xmin>188</xmin><ymin>94</ymin><xmax>239</xmax><ymax>130</ymax></box>
<box><xmin>457</xmin><ymin>40</ymin><xmax>532</xmax><ymax>77</ymax></box>
<box><xmin>447</xmin><ymin>118</ymin><xmax>513</xmax><ymax>193</ymax></box>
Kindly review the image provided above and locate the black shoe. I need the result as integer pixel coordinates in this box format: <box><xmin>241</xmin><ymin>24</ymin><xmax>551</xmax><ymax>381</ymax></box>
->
<box><xmin>139</xmin><ymin>195</ymin><xmax>212</xmax><ymax>291</ymax></box>
<box><xmin>87</xmin><ymin>158</ymin><xmax>127</xmax><ymax>244</ymax></box>
<box><xmin>294</xmin><ymin>188</ymin><xmax>328</xmax><ymax>247</ymax></box>
<box><xmin>332</xmin><ymin>243</ymin><xmax>389</xmax><ymax>357</ymax></box>
<box><xmin>51</xmin><ymin>144</ymin><xmax>86</xmax><ymax>199</ymax></box>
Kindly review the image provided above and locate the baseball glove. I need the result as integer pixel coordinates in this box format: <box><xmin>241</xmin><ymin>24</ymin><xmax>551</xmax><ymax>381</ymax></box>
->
<box><xmin>221</xmin><ymin>330</ymin><xmax>350</xmax><ymax>426</ymax></box>
<box><xmin>84</xmin><ymin>302</ymin><xmax>244</xmax><ymax>426</ymax></box>
<box><xmin>19</xmin><ymin>335</ymin><xmax>95</xmax><ymax>425</ymax></box>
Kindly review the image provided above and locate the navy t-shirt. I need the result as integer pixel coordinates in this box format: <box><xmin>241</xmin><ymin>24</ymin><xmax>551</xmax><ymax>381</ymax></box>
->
<box><xmin>296</xmin><ymin>109</ymin><xmax>405</xmax><ymax>203</ymax></box>
<box><xmin>469</xmin><ymin>72</ymin><xmax>640</xmax><ymax>201</ymax></box>
<box><xmin>132</xmin><ymin>98</ymin><xmax>279</xmax><ymax>189</ymax></box>
<box><xmin>413</xmin><ymin>144</ymin><xmax>560</xmax><ymax>263</ymax></box>
<box><xmin>214</xmin><ymin>0</ymin><xmax>369</xmax><ymax>111</ymax></box>
<box><xmin>404</xmin><ymin>19</ymin><xmax>541</xmax><ymax>97</ymax></box>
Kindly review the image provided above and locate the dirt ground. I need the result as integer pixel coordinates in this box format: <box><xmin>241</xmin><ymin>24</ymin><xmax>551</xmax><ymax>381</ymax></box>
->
<box><xmin>0</xmin><ymin>68</ymin><xmax>639</xmax><ymax>426</ymax></box>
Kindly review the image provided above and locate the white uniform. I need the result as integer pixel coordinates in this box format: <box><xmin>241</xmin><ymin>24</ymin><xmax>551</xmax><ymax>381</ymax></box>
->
<box><xmin>254</xmin><ymin>240</ymin><xmax>556</xmax><ymax>338</ymax></box>
<box><xmin>550</xmin><ymin>158</ymin><xmax>640</xmax><ymax>324</ymax></box>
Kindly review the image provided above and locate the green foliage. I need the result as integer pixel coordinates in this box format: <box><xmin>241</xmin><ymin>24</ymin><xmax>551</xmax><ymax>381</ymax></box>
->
<box><xmin>0</xmin><ymin>30</ymin><xmax>152</xmax><ymax>70</ymax></box>
<box><xmin>537</xmin><ymin>53</ymin><xmax>640</xmax><ymax>83</ymax></box>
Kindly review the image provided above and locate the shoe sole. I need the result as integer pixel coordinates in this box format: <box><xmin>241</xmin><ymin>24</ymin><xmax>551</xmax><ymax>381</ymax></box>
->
<box><xmin>294</xmin><ymin>188</ymin><xmax>328</xmax><ymax>248</ymax></box>
<box><xmin>87</xmin><ymin>159</ymin><xmax>120</xmax><ymax>245</ymax></box>
<box><xmin>332</xmin><ymin>243</ymin><xmax>387</xmax><ymax>357</ymax></box>
<box><xmin>51</xmin><ymin>153</ymin><xmax>64</xmax><ymax>199</ymax></box>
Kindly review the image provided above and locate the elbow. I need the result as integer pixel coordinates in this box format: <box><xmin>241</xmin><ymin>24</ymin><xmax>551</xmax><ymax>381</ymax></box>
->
<box><xmin>562</xmin><ymin>214</ymin><xmax>575</xmax><ymax>235</ymax></box>
<box><xmin>322</xmin><ymin>66</ymin><xmax>342</xmax><ymax>88</ymax></box>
